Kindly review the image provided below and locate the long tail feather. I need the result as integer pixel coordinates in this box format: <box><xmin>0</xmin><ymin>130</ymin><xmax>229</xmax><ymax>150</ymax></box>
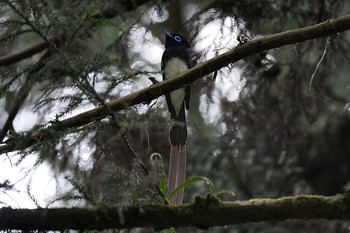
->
<box><xmin>167</xmin><ymin>144</ymin><xmax>186</xmax><ymax>204</ymax></box>
<box><xmin>167</xmin><ymin>100</ymin><xmax>187</xmax><ymax>204</ymax></box>
<box><xmin>169</xmin><ymin>103</ymin><xmax>187</xmax><ymax>145</ymax></box>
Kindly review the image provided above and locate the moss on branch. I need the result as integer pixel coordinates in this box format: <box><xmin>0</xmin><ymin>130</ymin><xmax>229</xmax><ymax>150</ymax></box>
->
<box><xmin>0</xmin><ymin>195</ymin><xmax>349</xmax><ymax>231</ymax></box>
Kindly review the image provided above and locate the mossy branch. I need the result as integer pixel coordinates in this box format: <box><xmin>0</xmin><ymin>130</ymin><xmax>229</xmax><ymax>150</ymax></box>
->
<box><xmin>0</xmin><ymin>195</ymin><xmax>349</xmax><ymax>231</ymax></box>
<box><xmin>1</xmin><ymin>14</ymin><xmax>350</xmax><ymax>154</ymax></box>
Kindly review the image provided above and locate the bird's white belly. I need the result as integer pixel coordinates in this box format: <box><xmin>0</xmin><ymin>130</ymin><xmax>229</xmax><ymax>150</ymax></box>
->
<box><xmin>164</xmin><ymin>58</ymin><xmax>188</xmax><ymax>115</ymax></box>
<box><xmin>170</xmin><ymin>89</ymin><xmax>185</xmax><ymax>115</ymax></box>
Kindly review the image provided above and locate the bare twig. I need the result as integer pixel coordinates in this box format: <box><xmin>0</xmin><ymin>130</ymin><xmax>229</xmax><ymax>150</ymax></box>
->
<box><xmin>79</xmin><ymin>76</ymin><xmax>144</xmax><ymax>168</ymax></box>
<box><xmin>78</xmin><ymin>75</ymin><xmax>168</xmax><ymax>203</ymax></box>
<box><xmin>309</xmin><ymin>37</ymin><xmax>331</xmax><ymax>92</ymax></box>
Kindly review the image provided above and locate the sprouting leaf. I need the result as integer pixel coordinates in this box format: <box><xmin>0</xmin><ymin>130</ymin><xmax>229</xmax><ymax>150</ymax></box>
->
<box><xmin>216</xmin><ymin>189</ymin><xmax>236</xmax><ymax>199</ymax></box>
<box><xmin>167</xmin><ymin>176</ymin><xmax>215</xmax><ymax>201</ymax></box>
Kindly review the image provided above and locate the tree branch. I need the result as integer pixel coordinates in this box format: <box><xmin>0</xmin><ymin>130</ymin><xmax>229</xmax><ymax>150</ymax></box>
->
<box><xmin>0</xmin><ymin>41</ymin><xmax>48</xmax><ymax>66</ymax></box>
<box><xmin>0</xmin><ymin>0</ymin><xmax>153</xmax><ymax>67</ymax></box>
<box><xmin>1</xmin><ymin>14</ymin><xmax>350</xmax><ymax>154</ymax></box>
<box><xmin>0</xmin><ymin>195</ymin><xmax>349</xmax><ymax>231</ymax></box>
<box><xmin>93</xmin><ymin>0</ymin><xmax>154</xmax><ymax>19</ymax></box>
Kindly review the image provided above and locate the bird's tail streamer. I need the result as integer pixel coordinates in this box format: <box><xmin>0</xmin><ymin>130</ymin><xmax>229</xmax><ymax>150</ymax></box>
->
<box><xmin>167</xmin><ymin>103</ymin><xmax>187</xmax><ymax>204</ymax></box>
<box><xmin>167</xmin><ymin>144</ymin><xmax>186</xmax><ymax>204</ymax></box>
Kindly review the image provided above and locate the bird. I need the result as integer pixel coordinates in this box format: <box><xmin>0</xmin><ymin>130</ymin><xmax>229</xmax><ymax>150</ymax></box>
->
<box><xmin>161</xmin><ymin>29</ymin><xmax>191</xmax><ymax>204</ymax></box>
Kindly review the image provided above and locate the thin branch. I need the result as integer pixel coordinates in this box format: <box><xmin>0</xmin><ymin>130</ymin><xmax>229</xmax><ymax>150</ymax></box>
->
<box><xmin>70</xmin><ymin>76</ymin><xmax>167</xmax><ymax>203</ymax></box>
<box><xmin>5</xmin><ymin>0</ymin><xmax>51</xmax><ymax>45</ymax></box>
<box><xmin>1</xmin><ymin>13</ymin><xmax>350</xmax><ymax>154</ymax></box>
<box><xmin>0</xmin><ymin>41</ymin><xmax>48</xmax><ymax>66</ymax></box>
<box><xmin>0</xmin><ymin>78</ymin><xmax>31</xmax><ymax>142</ymax></box>
<box><xmin>0</xmin><ymin>195</ymin><xmax>349</xmax><ymax>231</ymax></box>
<box><xmin>0</xmin><ymin>51</ymin><xmax>49</xmax><ymax>143</ymax></box>
<box><xmin>92</xmin><ymin>0</ymin><xmax>153</xmax><ymax>19</ymax></box>
<box><xmin>309</xmin><ymin>37</ymin><xmax>330</xmax><ymax>92</ymax></box>
<box><xmin>79</xmin><ymin>76</ymin><xmax>146</xmax><ymax>172</ymax></box>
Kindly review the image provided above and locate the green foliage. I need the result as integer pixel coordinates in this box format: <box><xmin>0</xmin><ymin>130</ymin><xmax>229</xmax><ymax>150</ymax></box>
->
<box><xmin>1</xmin><ymin>0</ymin><xmax>350</xmax><ymax>232</ymax></box>
<box><xmin>167</xmin><ymin>176</ymin><xmax>215</xmax><ymax>202</ymax></box>
<box><xmin>167</xmin><ymin>176</ymin><xmax>235</xmax><ymax>205</ymax></box>
<box><xmin>0</xmin><ymin>0</ymin><xmax>51</xmax><ymax>42</ymax></box>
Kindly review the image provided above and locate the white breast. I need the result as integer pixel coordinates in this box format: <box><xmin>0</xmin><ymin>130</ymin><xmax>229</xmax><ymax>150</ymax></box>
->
<box><xmin>164</xmin><ymin>58</ymin><xmax>189</xmax><ymax>115</ymax></box>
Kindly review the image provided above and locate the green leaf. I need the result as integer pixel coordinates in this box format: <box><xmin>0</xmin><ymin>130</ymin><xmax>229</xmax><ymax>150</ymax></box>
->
<box><xmin>216</xmin><ymin>189</ymin><xmax>236</xmax><ymax>199</ymax></box>
<box><xmin>167</xmin><ymin>176</ymin><xmax>215</xmax><ymax>201</ymax></box>
<box><xmin>160</xmin><ymin>177</ymin><xmax>167</xmax><ymax>194</ymax></box>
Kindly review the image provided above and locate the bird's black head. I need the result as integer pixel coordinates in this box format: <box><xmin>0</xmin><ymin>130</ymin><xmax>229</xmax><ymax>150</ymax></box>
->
<box><xmin>162</xmin><ymin>29</ymin><xmax>190</xmax><ymax>48</ymax></box>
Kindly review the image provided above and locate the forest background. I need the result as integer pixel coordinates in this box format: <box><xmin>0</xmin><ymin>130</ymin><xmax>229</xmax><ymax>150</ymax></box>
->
<box><xmin>1</xmin><ymin>1</ymin><xmax>350</xmax><ymax>232</ymax></box>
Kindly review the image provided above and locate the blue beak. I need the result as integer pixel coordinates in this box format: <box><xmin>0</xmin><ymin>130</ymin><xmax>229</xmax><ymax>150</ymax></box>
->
<box><xmin>162</xmin><ymin>29</ymin><xmax>172</xmax><ymax>37</ymax></box>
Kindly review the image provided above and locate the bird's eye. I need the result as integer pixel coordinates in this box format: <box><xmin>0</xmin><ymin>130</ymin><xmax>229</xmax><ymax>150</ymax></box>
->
<box><xmin>174</xmin><ymin>35</ymin><xmax>182</xmax><ymax>42</ymax></box>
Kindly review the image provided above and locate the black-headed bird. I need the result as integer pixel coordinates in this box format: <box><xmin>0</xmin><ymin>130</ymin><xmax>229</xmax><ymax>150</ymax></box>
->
<box><xmin>161</xmin><ymin>30</ymin><xmax>191</xmax><ymax>204</ymax></box>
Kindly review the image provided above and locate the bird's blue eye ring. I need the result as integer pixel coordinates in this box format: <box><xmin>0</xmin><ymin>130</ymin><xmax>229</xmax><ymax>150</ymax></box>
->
<box><xmin>174</xmin><ymin>35</ymin><xmax>181</xmax><ymax>42</ymax></box>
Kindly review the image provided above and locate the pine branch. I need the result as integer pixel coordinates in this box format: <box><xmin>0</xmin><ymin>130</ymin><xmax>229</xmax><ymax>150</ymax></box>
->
<box><xmin>0</xmin><ymin>51</ymin><xmax>49</xmax><ymax>143</ymax></box>
<box><xmin>0</xmin><ymin>0</ymin><xmax>153</xmax><ymax>67</ymax></box>
<box><xmin>0</xmin><ymin>195</ymin><xmax>349</xmax><ymax>231</ymax></box>
<box><xmin>1</xmin><ymin>13</ymin><xmax>350</xmax><ymax>154</ymax></box>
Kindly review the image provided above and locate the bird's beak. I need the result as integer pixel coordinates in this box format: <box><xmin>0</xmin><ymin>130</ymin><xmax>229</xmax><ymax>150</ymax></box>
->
<box><xmin>162</xmin><ymin>29</ymin><xmax>172</xmax><ymax>37</ymax></box>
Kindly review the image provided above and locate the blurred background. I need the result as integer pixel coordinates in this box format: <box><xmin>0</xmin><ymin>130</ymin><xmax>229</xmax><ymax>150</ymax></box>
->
<box><xmin>1</xmin><ymin>0</ymin><xmax>350</xmax><ymax>232</ymax></box>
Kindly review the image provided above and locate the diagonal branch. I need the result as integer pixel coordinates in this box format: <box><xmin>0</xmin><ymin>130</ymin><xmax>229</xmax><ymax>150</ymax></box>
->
<box><xmin>0</xmin><ymin>41</ymin><xmax>48</xmax><ymax>66</ymax></box>
<box><xmin>0</xmin><ymin>195</ymin><xmax>349</xmax><ymax>231</ymax></box>
<box><xmin>1</xmin><ymin>13</ymin><xmax>350</xmax><ymax>154</ymax></box>
<box><xmin>0</xmin><ymin>53</ymin><xmax>50</xmax><ymax>143</ymax></box>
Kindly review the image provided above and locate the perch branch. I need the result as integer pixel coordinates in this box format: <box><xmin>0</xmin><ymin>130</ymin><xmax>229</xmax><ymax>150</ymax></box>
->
<box><xmin>0</xmin><ymin>195</ymin><xmax>349</xmax><ymax>231</ymax></box>
<box><xmin>1</xmin><ymin>14</ymin><xmax>350</xmax><ymax>154</ymax></box>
